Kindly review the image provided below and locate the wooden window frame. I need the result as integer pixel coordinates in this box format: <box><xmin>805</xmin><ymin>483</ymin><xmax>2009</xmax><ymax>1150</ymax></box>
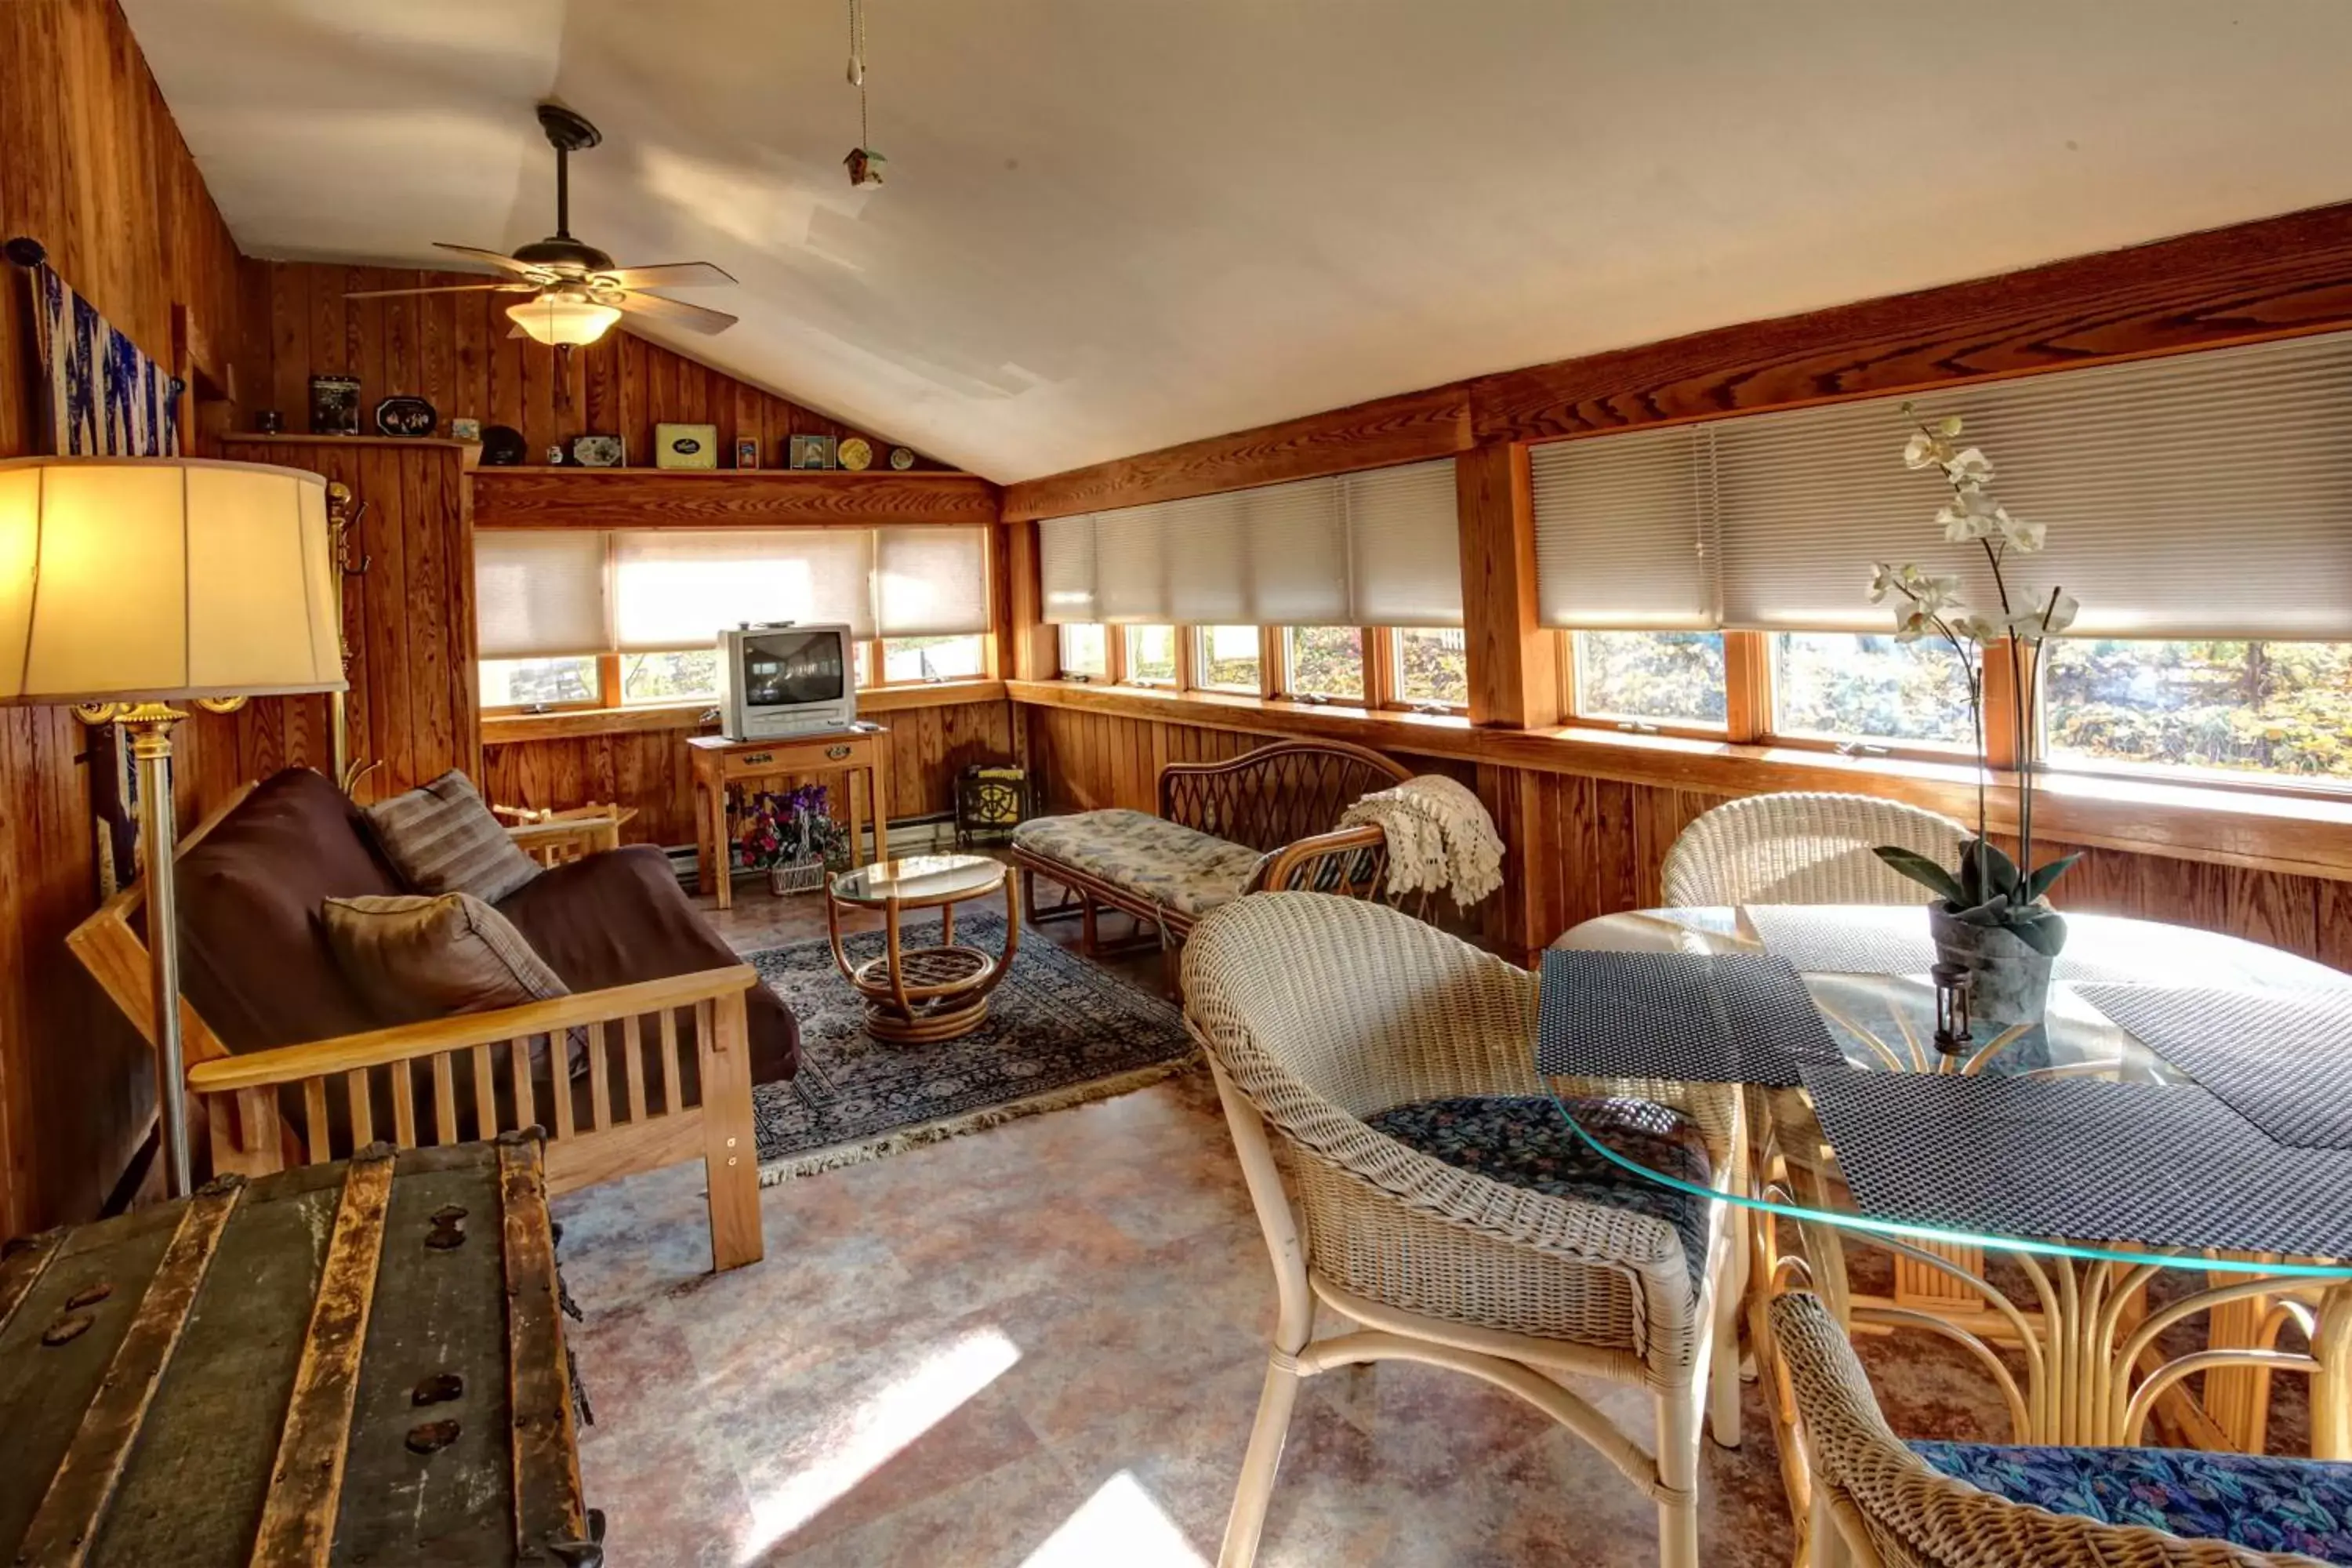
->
<box><xmin>1187</xmin><ymin>624</ymin><xmax>1274</xmax><ymax>698</ymax></box>
<box><xmin>1118</xmin><ymin>624</ymin><xmax>1183</xmax><ymax>688</ymax></box>
<box><xmin>477</xmin><ymin>652</ymin><xmax>611</xmax><ymax>718</ymax></box>
<box><xmin>1054</xmin><ymin>622</ymin><xmax>1116</xmax><ymax>684</ymax></box>
<box><xmin>1379</xmin><ymin>626</ymin><xmax>1472</xmax><ymax>717</ymax></box>
<box><xmin>1272</xmin><ymin>625</ymin><xmax>1374</xmax><ymax>707</ymax></box>
<box><xmin>867</xmin><ymin>633</ymin><xmax>994</xmax><ymax>689</ymax></box>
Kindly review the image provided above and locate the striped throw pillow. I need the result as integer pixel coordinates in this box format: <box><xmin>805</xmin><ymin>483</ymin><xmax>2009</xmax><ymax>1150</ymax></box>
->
<box><xmin>365</xmin><ymin>771</ymin><xmax>543</xmax><ymax>903</ymax></box>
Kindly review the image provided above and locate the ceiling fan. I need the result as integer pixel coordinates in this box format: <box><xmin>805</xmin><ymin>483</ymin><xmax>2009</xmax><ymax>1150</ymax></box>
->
<box><xmin>346</xmin><ymin>103</ymin><xmax>739</xmax><ymax>347</ymax></box>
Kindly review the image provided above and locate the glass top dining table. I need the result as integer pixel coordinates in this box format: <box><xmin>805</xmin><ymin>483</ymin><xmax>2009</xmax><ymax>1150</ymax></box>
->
<box><xmin>1545</xmin><ymin>905</ymin><xmax>2352</xmax><ymax>1457</ymax></box>
<box><xmin>1544</xmin><ymin>906</ymin><xmax>2352</xmax><ymax>1281</ymax></box>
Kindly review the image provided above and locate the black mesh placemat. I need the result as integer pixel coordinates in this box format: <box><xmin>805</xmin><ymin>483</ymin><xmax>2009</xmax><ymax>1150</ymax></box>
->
<box><xmin>2075</xmin><ymin>985</ymin><xmax>2352</xmax><ymax>1151</ymax></box>
<box><xmin>1802</xmin><ymin>1069</ymin><xmax>2352</xmax><ymax>1258</ymax></box>
<box><xmin>1741</xmin><ymin>905</ymin><xmax>2149</xmax><ymax>983</ymax></box>
<box><xmin>1537</xmin><ymin>949</ymin><xmax>1842</xmax><ymax>1087</ymax></box>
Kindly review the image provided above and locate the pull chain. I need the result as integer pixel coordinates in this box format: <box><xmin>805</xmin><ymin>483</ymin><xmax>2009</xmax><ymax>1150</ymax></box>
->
<box><xmin>844</xmin><ymin>0</ymin><xmax>884</xmax><ymax>185</ymax></box>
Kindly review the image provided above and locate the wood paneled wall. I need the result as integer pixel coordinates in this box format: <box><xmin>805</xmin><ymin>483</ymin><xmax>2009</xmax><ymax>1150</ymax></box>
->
<box><xmin>0</xmin><ymin>0</ymin><xmax>258</xmax><ymax>1236</ymax></box>
<box><xmin>238</xmin><ymin>260</ymin><xmax>938</xmax><ymax>470</ymax></box>
<box><xmin>485</xmin><ymin>699</ymin><xmax>1019</xmax><ymax>845</ymax></box>
<box><xmin>1028</xmin><ymin>706</ymin><xmax>2352</xmax><ymax>975</ymax></box>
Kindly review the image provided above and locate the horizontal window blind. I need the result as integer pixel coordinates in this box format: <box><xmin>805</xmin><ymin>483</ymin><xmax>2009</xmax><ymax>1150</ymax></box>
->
<box><xmin>611</xmin><ymin>529</ymin><xmax>877</xmax><ymax>649</ymax></box>
<box><xmin>1038</xmin><ymin>516</ymin><xmax>1098</xmax><ymax>624</ymax></box>
<box><xmin>1534</xmin><ymin>328</ymin><xmax>2352</xmax><ymax>640</ymax></box>
<box><xmin>876</xmin><ymin>527</ymin><xmax>989</xmax><ymax>637</ymax></box>
<box><xmin>1345</xmin><ymin>460</ymin><xmax>1462</xmax><ymax>627</ymax></box>
<box><xmin>1044</xmin><ymin>457</ymin><xmax>1460</xmax><ymax>629</ymax></box>
<box><xmin>477</xmin><ymin>531</ymin><xmax>608</xmax><ymax>658</ymax></box>
<box><xmin>1531</xmin><ymin>426</ymin><xmax>1715</xmax><ymax>630</ymax></box>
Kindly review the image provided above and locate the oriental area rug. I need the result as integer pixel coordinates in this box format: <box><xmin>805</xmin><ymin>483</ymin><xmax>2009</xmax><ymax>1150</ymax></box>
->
<box><xmin>746</xmin><ymin>911</ymin><xmax>1197</xmax><ymax>1181</ymax></box>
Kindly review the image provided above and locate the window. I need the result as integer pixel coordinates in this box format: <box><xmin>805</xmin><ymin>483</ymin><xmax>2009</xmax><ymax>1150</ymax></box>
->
<box><xmin>882</xmin><ymin>633</ymin><xmax>986</xmax><ymax>683</ymax></box>
<box><xmin>2043</xmin><ymin>639</ymin><xmax>2352</xmax><ymax>784</ymax></box>
<box><xmin>1123</xmin><ymin>625</ymin><xmax>1178</xmax><ymax>684</ymax></box>
<box><xmin>1572</xmin><ymin>631</ymin><xmax>1727</xmax><ymax>729</ymax></box>
<box><xmin>1282</xmin><ymin>626</ymin><xmax>1365</xmax><ymax>702</ymax></box>
<box><xmin>1192</xmin><ymin>626</ymin><xmax>1261</xmax><ymax>693</ymax></box>
<box><xmin>481</xmin><ymin>655</ymin><xmax>601</xmax><ymax>710</ymax></box>
<box><xmin>1059</xmin><ymin>623</ymin><xmax>1108</xmax><ymax>680</ymax></box>
<box><xmin>1392</xmin><ymin>627</ymin><xmax>1468</xmax><ymax>710</ymax></box>
<box><xmin>1771</xmin><ymin>632</ymin><xmax>1973</xmax><ymax>750</ymax></box>
<box><xmin>619</xmin><ymin>649</ymin><xmax>718</xmax><ymax>704</ymax></box>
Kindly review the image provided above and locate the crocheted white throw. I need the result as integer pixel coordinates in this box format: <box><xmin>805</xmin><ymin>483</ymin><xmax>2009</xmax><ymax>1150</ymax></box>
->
<box><xmin>1338</xmin><ymin>774</ymin><xmax>1504</xmax><ymax>905</ymax></box>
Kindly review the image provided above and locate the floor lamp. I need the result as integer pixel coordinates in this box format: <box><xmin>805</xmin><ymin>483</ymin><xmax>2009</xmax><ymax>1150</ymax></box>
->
<box><xmin>0</xmin><ymin>457</ymin><xmax>346</xmax><ymax>1198</ymax></box>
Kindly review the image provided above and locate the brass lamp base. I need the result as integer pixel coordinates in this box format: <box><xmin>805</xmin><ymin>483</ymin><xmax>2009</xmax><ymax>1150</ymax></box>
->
<box><xmin>72</xmin><ymin>697</ymin><xmax>246</xmax><ymax>1200</ymax></box>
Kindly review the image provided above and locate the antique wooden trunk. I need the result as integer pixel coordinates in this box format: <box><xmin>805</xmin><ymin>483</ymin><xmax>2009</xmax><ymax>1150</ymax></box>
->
<box><xmin>0</xmin><ymin>1134</ymin><xmax>599</xmax><ymax>1566</ymax></box>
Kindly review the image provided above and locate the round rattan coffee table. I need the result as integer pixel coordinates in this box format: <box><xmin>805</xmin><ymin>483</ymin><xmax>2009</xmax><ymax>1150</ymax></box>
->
<box><xmin>824</xmin><ymin>854</ymin><xmax>1021</xmax><ymax>1044</ymax></box>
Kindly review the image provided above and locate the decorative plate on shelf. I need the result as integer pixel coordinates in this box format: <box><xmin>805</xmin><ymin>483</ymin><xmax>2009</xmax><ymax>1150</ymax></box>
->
<box><xmin>837</xmin><ymin>437</ymin><xmax>874</xmax><ymax>472</ymax></box>
<box><xmin>572</xmin><ymin>433</ymin><xmax>625</xmax><ymax>468</ymax></box>
<box><xmin>375</xmin><ymin>395</ymin><xmax>437</xmax><ymax>438</ymax></box>
<box><xmin>888</xmin><ymin>446</ymin><xmax>916</xmax><ymax>470</ymax></box>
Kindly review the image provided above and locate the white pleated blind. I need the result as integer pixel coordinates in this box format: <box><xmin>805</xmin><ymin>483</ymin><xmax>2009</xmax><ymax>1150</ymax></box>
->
<box><xmin>876</xmin><ymin>527</ymin><xmax>990</xmax><ymax>637</ymax></box>
<box><xmin>1038</xmin><ymin>515</ymin><xmax>1098</xmax><ymax>624</ymax></box>
<box><xmin>1344</xmin><ymin>460</ymin><xmax>1462</xmax><ymax>627</ymax></box>
<box><xmin>477</xmin><ymin>531</ymin><xmax>608</xmax><ymax>657</ymax></box>
<box><xmin>611</xmin><ymin>529</ymin><xmax>877</xmax><ymax>649</ymax></box>
<box><xmin>1045</xmin><ymin>458</ymin><xmax>1461</xmax><ymax>628</ymax></box>
<box><xmin>1530</xmin><ymin>426</ymin><xmax>1715</xmax><ymax>630</ymax></box>
<box><xmin>1532</xmin><ymin>328</ymin><xmax>2352</xmax><ymax>639</ymax></box>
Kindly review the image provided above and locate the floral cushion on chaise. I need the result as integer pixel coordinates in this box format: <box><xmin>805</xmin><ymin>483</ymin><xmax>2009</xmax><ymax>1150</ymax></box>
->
<box><xmin>1012</xmin><ymin>809</ymin><xmax>1266</xmax><ymax>916</ymax></box>
<box><xmin>1909</xmin><ymin>1440</ymin><xmax>2352</xmax><ymax>1564</ymax></box>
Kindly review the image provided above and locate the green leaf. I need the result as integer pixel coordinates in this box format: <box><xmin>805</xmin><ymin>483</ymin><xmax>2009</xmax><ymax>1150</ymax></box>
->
<box><xmin>2024</xmin><ymin>852</ymin><xmax>2082</xmax><ymax>903</ymax></box>
<box><xmin>1968</xmin><ymin>837</ymin><xmax>2022</xmax><ymax>897</ymax></box>
<box><xmin>2006</xmin><ymin>909</ymin><xmax>2069</xmax><ymax>956</ymax></box>
<box><xmin>1952</xmin><ymin>894</ymin><xmax>2012</xmax><ymax>926</ymax></box>
<box><xmin>1873</xmin><ymin>845</ymin><xmax>1965</xmax><ymax>904</ymax></box>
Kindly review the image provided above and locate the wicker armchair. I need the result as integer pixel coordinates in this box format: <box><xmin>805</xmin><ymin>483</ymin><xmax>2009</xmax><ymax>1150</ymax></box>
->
<box><xmin>1769</xmin><ymin>1293</ymin><xmax>2339</xmax><ymax>1568</ymax></box>
<box><xmin>1662</xmin><ymin>793</ymin><xmax>1968</xmax><ymax>909</ymax></box>
<box><xmin>1183</xmin><ymin>894</ymin><xmax>1742</xmax><ymax>1568</ymax></box>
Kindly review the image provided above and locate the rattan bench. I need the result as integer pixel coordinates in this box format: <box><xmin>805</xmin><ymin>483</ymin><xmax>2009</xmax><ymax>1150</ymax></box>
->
<box><xmin>1009</xmin><ymin>739</ymin><xmax>1410</xmax><ymax>977</ymax></box>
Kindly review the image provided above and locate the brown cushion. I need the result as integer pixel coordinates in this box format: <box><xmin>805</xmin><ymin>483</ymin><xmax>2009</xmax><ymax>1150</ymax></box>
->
<box><xmin>365</xmin><ymin>770</ymin><xmax>543</xmax><ymax>903</ymax></box>
<box><xmin>322</xmin><ymin>893</ymin><xmax>568</xmax><ymax>1016</ymax></box>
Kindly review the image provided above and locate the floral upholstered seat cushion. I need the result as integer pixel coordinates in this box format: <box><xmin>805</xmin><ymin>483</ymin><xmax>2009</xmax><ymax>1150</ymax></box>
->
<box><xmin>1012</xmin><ymin>809</ymin><xmax>1265</xmax><ymax>916</ymax></box>
<box><xmin>1910</xmin><ymin>1440</ymin><xmax>2352</xmax><ymax>1563</ymax></box>
<box><xmin>1363</xmin><ymin>1094</ymin><xmax>1715</xmax><ymax>1286</ymax></box>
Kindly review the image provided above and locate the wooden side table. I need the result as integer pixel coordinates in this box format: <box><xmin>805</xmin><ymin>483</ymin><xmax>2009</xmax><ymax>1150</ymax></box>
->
<box><xmin>689</xmin><ymin>728</ymin><xmax>891</xmax><ymax>910</ymax></box>
<box><xmin>826</xmin><ymin>855</ymin><xmax>1021</xmax><ymax>1043</ymax></box>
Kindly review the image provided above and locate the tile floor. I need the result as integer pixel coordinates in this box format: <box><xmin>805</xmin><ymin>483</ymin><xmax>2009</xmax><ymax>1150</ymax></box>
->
<box><xmin>550</xmin><ymin>877</ymin><xmax>1998</xmax><ymax>1567</ymax></box>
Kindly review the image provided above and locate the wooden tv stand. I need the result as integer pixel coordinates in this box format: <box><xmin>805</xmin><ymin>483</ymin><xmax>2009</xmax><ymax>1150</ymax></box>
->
<box><xmin>689</xmin><ymin>728</ymin><xmax>893</xmax><ymax>909</ymax></box>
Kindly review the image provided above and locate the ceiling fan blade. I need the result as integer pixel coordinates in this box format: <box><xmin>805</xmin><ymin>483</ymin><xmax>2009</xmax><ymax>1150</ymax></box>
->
<box><xmin>609</xmin><ymin>291</ymin><xmax>739</xmax><ymax>335</ymax></box>
<box><xmin>431</xmin><ymin>242</ymin><xmax>550</xmax><ymax>278</ymax></box>
<box><xmin>343</xmin><ymin>282</ymin><xmax>538</xmax><ymax>299</ymax></box>
<box><xmin>593</xmin><ymin>261</ymin><xmax>738</xmax><ymax>291</ymax></box>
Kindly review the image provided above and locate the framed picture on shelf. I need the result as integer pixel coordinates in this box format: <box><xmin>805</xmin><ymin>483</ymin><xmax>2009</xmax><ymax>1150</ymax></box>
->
<box><xmin>788</xmin><ymin>434</ymin><xmax>837</xmax><ymax>470</ymax></box>
<box><xmin>735</xmin><ymin>437</ymin><xmax>759</xmax><ymax>470</ymax></box>
<box><xmin>309</xmin><ymin>375</ymin><xmax>361</xmax><ymax>436</ymax></box>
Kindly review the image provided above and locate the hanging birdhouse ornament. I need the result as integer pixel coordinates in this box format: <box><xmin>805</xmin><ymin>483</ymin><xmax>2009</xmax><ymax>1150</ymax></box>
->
<box><xmin>844</xmin><ymin>147</ymin><xmax>886</xmax><ymax>187</ymax></box>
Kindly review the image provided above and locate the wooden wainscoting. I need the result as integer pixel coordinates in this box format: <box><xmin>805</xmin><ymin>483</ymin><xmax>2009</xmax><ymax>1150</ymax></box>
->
<box><xmin>484</xmin><ymin>697</ymin><xmax>1019</xmax><ymax>847</ymax></box>
<box><xmin>1019</xmin><ymin>699</ymin><xmax>2352</xmax><ymax>974</ymax></box>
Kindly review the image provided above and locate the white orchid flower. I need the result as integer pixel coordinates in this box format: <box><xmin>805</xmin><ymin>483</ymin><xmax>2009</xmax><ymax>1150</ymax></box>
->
<box><xmin>1893</xmin><ymin>605</ymin><xmax>1933</xmax><ymax>642</ymax></box>
<box><xmin>1936</xmin><ymin>415</ymin><xmax>1965</xmax><ymax>437</ymax></box>
<box><xmin>1944</xmin><ymin>447</ymin><xmax>1994</xmax><ymax>486</ymax></box>
<box><xmin>1994</xmin><ymin>510</ymin><xmax>2045</xmax><ymax>552</ymax></box>
<box><xmin>2038</xmin><ymin>588</ymin><xmax>2079</xmax><ymax>633</ymax></box>
<box><xmin>1904</xmin><ymin>431</ymin><xmax>1952</xmax><ymax>470</ymax></box>
<box><xmin>1937</xmin><ymin>492</ymin><xmax>2001</xmax><ymax>542</ymax></box>
<box><xmin>1867</xmin><ymin>562</ymin><xmax>1901</xmax><ymax>603</ymax></box>
<box><xmin>1954</xmin><ymin>612</ymin><xmax>2004</xmax><ymax>643</ymax></box>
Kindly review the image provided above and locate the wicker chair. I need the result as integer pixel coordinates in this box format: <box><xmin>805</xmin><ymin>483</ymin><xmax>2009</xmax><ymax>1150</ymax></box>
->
<box><xmin>1662</xmin><ymin>793</ymin><xmax>1968</xmax><ymax>909</ymax></box>
<box><xmin>1183</xmin><ymin>894</ymin><xmax>1743</xmax><ymax>1568</ymax></box>
<box><xmin>1769</xmin><ymin>1292</ymin><xmax>2342</xmax><ymax>1568</ymax></box>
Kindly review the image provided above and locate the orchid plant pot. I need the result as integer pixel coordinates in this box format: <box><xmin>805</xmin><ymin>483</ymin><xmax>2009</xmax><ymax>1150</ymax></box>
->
<box><xmin>1927</xmin><ymin>901</ymin><xmax>2055</xmax><ymax>1028</ymax></box>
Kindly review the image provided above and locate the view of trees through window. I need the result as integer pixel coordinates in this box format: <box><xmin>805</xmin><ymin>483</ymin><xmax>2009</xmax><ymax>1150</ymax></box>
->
<box><xmin>2044</xmin><ymin>639</ymin><xmax>2352</xmax><ymax>782</ymax></box>
<box><xmin>621</xmin><ymin>650</ymin><xmax>717</xmax><ymax>704</ymax></box>
<box><xmin>1060</xmin><ymin>623</ymin><xmax>1108</xmax><ymax>677</ymax></box>
<box><xmin>1125</xmin><ymin>625</ymin><xmax>1178</xmax><ymax>683</ymax></box>
<box><xmin>481</xmin><ymin>656</ymin><xmax>599</xmax><ymax>710</ymax></box>
<box><xmin>1196</xmin><ymin>626</ymin><xmax>1261</xmax><ymax>690</ymax></box>
<box><xmin>1283</xmin><ymin>626</ymin><xmax>1365</xmax><ymax>700</ymax></box>
<box><xmin>1773</xmin><ymin>632</ymin><xmax>1973</xmax><ymax>747</ymax></box>
<box><xmin>883</xmin><ymin>634</ymin><xmax>985</xmax><ymax>683</ymax></box>
<box><xmin>1573</xmin><ymin>632</ymin><xmax>1726</xmax><ymax>728</ymax></box>
<box><xmin>1396</xmin><ymin>628</ymin><xmax>1469</xmax><ymax>708</ymax></box>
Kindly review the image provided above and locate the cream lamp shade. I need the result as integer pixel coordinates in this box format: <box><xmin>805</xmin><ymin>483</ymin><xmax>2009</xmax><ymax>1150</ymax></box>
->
<box><xmin>508</xmin><ymin>292</ymin><xmax>622</xmax><ymax>348</ymax></box>
<box><xmin>0</xmin><ymin>457</ymin><xmax>347</xmax><ymax>705</ymax></box>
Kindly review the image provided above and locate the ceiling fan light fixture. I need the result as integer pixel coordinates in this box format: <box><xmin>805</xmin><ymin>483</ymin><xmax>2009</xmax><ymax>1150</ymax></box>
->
<box><xmin>508</xmin><ymin>293</ymin><xmax>622</xmax><ymax>347</ymax></box>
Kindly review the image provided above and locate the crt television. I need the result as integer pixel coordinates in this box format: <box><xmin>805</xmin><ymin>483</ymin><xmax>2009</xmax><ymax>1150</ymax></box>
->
<box><xmin>717</xmin><ymin>622</ymin><xmax>858</xmax><ymax>740</ymax></box>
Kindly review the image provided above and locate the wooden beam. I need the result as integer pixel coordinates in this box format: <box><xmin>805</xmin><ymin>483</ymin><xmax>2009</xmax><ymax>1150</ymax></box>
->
<box><xmin>1002</xmin><ymin>519</ymin><xmax>1056</xmax><ymax>681</ymax></box>
<box><xmin>1454</xmin><ymin>445</ymin><xmax>1555</xmax><ymax>729</ymax></box>
<box><xmin>1468</xmin><ymin>199</ymin><xmax>2352</xmax><ymax>447</ymax></box>
<box><xmin>472</xmin><ymin>468</ymin><xmax>1002</xmax><ymax>531</ymax></box>
<box><xmin>1000</xmin><ymin>383</ymin><xmax>1472</xmax><ymax>521</ymax></box>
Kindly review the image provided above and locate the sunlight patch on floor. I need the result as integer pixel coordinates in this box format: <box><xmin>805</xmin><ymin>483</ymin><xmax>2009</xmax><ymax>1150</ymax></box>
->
<box><xmin>1019</xmin><ymin>1471</ymin><xmax>1210</xmax><ymax>1567</ymax></box>
<box><xmin>734</xmin><ymin>1326</ymin><xmax>1023</xmax><ymax>1563</ymax></box>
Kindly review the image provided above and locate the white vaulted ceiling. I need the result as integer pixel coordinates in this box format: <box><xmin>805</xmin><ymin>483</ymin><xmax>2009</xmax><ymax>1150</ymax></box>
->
<box><xmin>124</xmin><ymin>0</ymin><xmax>2352</xmax><ymax>484</ymax></box>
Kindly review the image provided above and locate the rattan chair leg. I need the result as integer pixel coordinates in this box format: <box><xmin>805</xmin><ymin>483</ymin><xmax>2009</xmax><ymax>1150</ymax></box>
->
<box><xmin>1220</xmin><ymin>1358</ymin><xmax>1301</xmax><ymax>1568</ymax></box>
<box><xmin>1657</xmin><ymin>1391</ymin><xmax>1703</xmax><ymax>1568</ymax></box>
<box><xmin>1711</xmin><ymin>1268</ymin><xmax>1744</xmax><ymax>1447</ymax></box>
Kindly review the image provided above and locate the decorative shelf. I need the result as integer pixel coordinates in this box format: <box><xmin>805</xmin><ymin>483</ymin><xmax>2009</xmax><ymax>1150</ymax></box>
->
<box><xmin>470</xmin><ymin>465</ymin><xmax>1001</xmax><ymax>530</ymax></box>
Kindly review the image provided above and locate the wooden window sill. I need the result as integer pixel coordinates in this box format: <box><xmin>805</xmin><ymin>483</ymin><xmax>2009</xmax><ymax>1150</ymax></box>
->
<box><xmin>1005</xmin><ymin>679</ymin><xmax>2352</xmax><ymax>881</ymax></box>
<box><xmin>484</xmin><ymin>679</ymin><xmax>1010</xmax><ymax>744</ymax></box>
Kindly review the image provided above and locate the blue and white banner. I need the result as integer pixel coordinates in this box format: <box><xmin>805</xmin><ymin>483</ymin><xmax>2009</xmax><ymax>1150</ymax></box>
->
<box><xmin>29</xmin><ymin>262</ymin><xmax>181</xmax><ymax>456</ymax></box>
